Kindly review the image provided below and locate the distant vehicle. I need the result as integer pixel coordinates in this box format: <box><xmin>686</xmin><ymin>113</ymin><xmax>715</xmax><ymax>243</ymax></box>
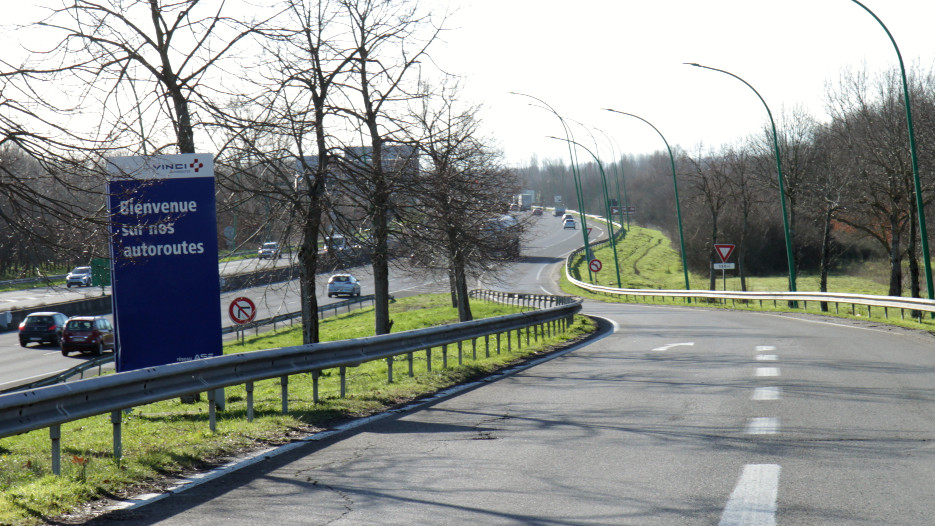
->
<box><xmin>553</xmin><ymin>206</ymin><xmax>566</xmax><ymax>217</ymax></box>
<box><xmin>563</xmin><ymin>218</ymin><xmax>576</xmax><ymax>229</ymax></box>
<box><xmin>324</xmin><ymin>234</ymin><xmax>349</xmax><ymax>253</ymax></box>
<box><xmin>327</xmin><ymin>274</ymin><xmax>361</xmax><ymax>298</ymax></box>
<box><xmin>19</xmin><ymin>312</ymin><xmax>68</xmax><ymax>347</ymax></box>
<box><xmin>66</xmin><ymin>266</ymin><xmax>92</xmax><ymax>288</ymax></box>
<box><xmin>508</xmin><ymin>203</ymin><xmax>519</xmax><ymax>212</ymax></box>
<box><xmin>61</xmin><ymin>316</ymin><xmax>115</xmax><ymax>356</ymax></box>
<box><xmin>514</xmin><ymin>193</ymin><xmax>532</xmax><ymax>211</ymax></box>
<box><xmin>562</xmin><ymin>213</ymin><xmax>574</xmax><ymax>222</ymax></box>
<box><xmin>532</xmin><ymin>207</ymin><xmax>543</xmax><ymax>216</ymax></box>
<box><xmin>258</xmin><ymin>242</ymin><xmax>281</xmax><ymax>259</ymax></box>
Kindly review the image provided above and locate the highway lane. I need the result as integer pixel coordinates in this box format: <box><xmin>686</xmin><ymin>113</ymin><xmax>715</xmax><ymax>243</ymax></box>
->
<box><xmin>0</xmin><ymin>213</ymin><xmax>576</xmax><ymax>390</ymax></box>
<box><xmin>87</xmin><ymin>297</ymin><xmax>935</xmax><ymax>524</ymax></box>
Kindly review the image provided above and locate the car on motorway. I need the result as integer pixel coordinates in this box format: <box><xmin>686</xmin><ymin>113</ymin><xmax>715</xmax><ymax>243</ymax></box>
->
<box><xmin>258</xmin><ymin>242</ymin><xmax>281</xmax><ymax>259</ymax></box>
<box><xmin>532</xmin><ymin>207</ymin><xmax>543</xmax><ymax>216</ymax></box>
<box><xmin>18</xmin><ymin>312</ymin><xmax>68</xmax><ymax>347</ymax></box>
<box><xmin>561</xmin><ymin>213</ymin><xmax>573</xmax><ymax>222</ymax></box>
<box><xmin>327</xmin><ymin>274</ymin><xmax>361</xmax><ymax>298</ymax></box>
<box><xmin>563</xmin><ymin>218</ymin><xmax>576</xmax><ymax>229</ymax></box>
<box><xmin>66</xmin><ymin>266</ymin><xmax>93</xmax><ymax>288</ymax></box>
<box><xmin>60</xmin><ymin>316</ymin><xmax>115</xmax><ymax>356</ymax></box>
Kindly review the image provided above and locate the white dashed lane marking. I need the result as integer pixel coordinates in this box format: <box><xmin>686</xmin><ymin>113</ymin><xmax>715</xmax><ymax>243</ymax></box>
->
<box><xmin>755</xmin><ymin>367</ymin><xmax>780</xmax><ymax>377</ymax></box>
<box><xmin>719</xmin><ymin>464</ymin><xmax>780</xmax><ymax>526</ymax></box>
<box><xmin>745</xmin><ymin>417</ymin><xmax>780</xmax><ymax>435</ymax></box>
<box><xmin>752</xmin><ymin>386</ymin><xmax>781</xmax><ymax>401</ymax></box>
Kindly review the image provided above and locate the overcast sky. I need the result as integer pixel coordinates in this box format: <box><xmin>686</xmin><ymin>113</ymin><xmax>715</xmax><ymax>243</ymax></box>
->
<box><xmin>431</xmin><ymin>0</ymin><xmax>935</xmax><ymax>165</ymax></box>
<box><xmin>4</xmin><ymin>1</ymin><xmax>934</xmax><ymax>167</ymax></box>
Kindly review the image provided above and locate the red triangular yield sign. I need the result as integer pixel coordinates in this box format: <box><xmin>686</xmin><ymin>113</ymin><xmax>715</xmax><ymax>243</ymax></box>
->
<box><xmin>714</xmin><ymin>244</ymin><xmax>735</xmax><ymax>263</ymax></box>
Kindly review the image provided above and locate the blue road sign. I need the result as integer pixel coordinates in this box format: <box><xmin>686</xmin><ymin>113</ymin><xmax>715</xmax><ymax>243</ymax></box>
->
<box><xmin>106</xmin><ymin>154</ymin><xmax>222</xmax><ymax>371</ymax></box>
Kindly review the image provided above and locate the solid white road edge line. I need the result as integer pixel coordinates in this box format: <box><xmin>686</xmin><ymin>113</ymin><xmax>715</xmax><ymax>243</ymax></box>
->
<box><xmin>719</xmin><ymin>464</ymin><xmax>780</xmax><ymax>526</ymax></box>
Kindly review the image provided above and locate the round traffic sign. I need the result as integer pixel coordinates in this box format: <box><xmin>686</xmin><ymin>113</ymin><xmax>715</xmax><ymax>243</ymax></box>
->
<box><xmin>229</xmin><ymin>296</ymin><xmax>257</xmax><ymax>325</ymax></box>
<box><xmin>589</xmin><ymin>259</ymin><xmax>603</xmax><ymax>273</ymax></box>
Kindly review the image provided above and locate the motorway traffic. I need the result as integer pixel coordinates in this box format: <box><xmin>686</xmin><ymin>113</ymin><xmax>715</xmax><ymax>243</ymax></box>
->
<box><xmin>0</xmin><ymin>215</ymin><xmax>596</xmax><ymax>391</ymax></box>
<box><xmin>69</xmin><ymin>213</ymin><xmax>935</xmax><ymax>525</ymax></box>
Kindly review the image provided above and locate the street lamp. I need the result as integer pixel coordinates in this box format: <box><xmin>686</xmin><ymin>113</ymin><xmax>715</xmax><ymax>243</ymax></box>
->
<box><xmin>510</xmin><ymin>92</ymin><xmax>594</xmax><ymax>281</ymax></box>
<box><xmin>549</xmin><ymin>135</ymin><xmax>623</xmax><ymax>288</ymax></box>
<box><xmin>849</xmin><ymin>0</ymin><xmax>933</xmax><ymax>302</ymax></box>
<box><xmin>604</xmin><ymin>109</ymin><xmax>691</xmax><ymax>292</ymax></box>
<box><xmin>684</xmin><ymin>63</ymin><xmax>797</xmax><ymax>297</ymax></box>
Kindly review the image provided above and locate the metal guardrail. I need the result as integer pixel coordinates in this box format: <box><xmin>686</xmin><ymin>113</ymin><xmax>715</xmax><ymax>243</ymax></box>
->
<box><xmin>1</xmin><ymin>355</ymin><xmax>116</xmax><ymax>394</ymax></box>
<box><xmin>0</xmin><ymin>290</ymin><xmax>582</xmax><ymax>474</ymax></box>
<box><xmin>222</xmin><ymin>294</ymin><xmax>380</xmax><ymax>338</ymax></box>
<box><xmin>565</xmin><ymin>232</ymin><xmax>935</xmax><ymax>320</ymax></box>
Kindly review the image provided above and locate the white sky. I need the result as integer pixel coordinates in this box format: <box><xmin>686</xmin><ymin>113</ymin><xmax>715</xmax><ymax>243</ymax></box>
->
<box><xmin>431</xmin><ymin>0</ymin><xmax>935</xmax><ymax>166</ymax></box>
<box><xmin>4</xmin><ymin>1</ymin><xmax>935</xmax><ymax>167</ymax></box>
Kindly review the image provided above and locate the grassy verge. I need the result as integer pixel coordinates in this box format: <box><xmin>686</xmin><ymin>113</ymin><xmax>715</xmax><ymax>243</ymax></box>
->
<box><xmin>0</xmin><ymin>294</ymin><xmax>595</xmax><ymax>525</ymax></box>
<box><xmin>562</xmin><ymin>224</ymin><xmax>935</xmax><ymax>332</ymax></box>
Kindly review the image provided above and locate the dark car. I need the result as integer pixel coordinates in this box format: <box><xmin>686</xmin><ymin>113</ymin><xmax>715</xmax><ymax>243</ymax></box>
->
<box><xmin>61</xmin><ymin>316</ymin><xmax>116</xmax><ymax>356</ymax></box>
<box><xmin>19</xmin><ymin>312</ymin><xmax>68</xmax><ymax>347</ymax></box>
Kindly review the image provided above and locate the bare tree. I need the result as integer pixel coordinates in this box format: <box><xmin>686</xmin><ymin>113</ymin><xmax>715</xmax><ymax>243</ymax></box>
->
<box><xmin>402</xmin><ymin>80</ymin><xmax>519</xmax><ymax>321</ymax></box>
<box><xmin>336</xmin><ymin>0</ymin><xmax>444</xmax><ymax>335</ymax></box>
<box><xmin>825</xmin><ymin>67</ymin><xmax>918</xmax><ymax>296</ymax></box>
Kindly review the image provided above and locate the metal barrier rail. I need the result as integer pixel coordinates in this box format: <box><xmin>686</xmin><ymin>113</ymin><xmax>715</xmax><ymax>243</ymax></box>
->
<box><xmin>0</xmin><ymin>291</ymin><xmax>582</xmax><ymax>474</ymax></box>
<box><xmin>222</xmin><ymin>295</ymin><xmax>380</xmax><ymax>337</ymax></box>
<box><xmin>565</xmin><ymin>239</ymin><xmax>935</xmax><ymax>319</ymax></box>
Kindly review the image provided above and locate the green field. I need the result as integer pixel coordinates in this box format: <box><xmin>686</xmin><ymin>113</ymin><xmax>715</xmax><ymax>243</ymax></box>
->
<box><xmin>562</xmin><ymin>224</ymin><xmax>935</xmax><ymax>331</ymax></box>
<box><xmin>0</xmin><ymin>294</ymin><xmax>594</xmax><ymax>525</ymax></box>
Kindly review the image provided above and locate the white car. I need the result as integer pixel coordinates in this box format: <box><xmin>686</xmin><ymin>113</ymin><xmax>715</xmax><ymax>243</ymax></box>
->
<box><xmin>66</xmin><ymin>266</ymin><xmax>92</xmax><ymax>287</ymax></box>
<box><xmin>563</xmin><ymin>218</ymin><xmax>576</xmax><ymax>229</ymax></box>
<box><xmin>258</xmin><ymin>242</ymin><xmax>281</xmax><ymax>259</ymax></box>
<box><xmin>327</xmin><ymin>274</ymin><xmax>361</xmax><ymax>298</ymax></box>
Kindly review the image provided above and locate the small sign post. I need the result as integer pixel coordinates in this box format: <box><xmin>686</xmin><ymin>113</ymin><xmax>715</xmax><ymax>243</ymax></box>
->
<box><xmin>229</xmin><ymin>296</ymin><xmax>257</xmax><ymax>344</ymax></box>
<box><xmin>713</xmin><ymin>244</ymin><xmax>736</xmax><ymax>291</ymax></box>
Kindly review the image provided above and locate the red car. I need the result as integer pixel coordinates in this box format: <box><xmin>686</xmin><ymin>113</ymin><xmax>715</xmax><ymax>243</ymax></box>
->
<box><xmin>61</xmin><ymin>316</ymin><xmax>116</xmax><ymax>356</ymax></box>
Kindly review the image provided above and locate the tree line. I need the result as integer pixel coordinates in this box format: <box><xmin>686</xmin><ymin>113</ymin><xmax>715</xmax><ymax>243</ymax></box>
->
<box><xmin>521</xmin><ymin>65</ymin><xmax>935</xmax><ymax>300</ymax></box>
<box><xmin>0</xmin><ymin>0</ymin><xmax>521</xmax><ymax>341</ymax></box>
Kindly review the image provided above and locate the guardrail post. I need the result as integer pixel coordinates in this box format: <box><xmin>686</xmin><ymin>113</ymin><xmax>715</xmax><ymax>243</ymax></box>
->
<box><xmin>443</xmin><ymin>344</ymin><xmax>449</xmax><ymax>369</ymax></box>
<box><xmin>472</xmin><ymin>338</ymin><xmax>477</xmax><ymax>360</ymax></box>
<box><xmin>208</xmin><ymin>389</ymin><xmax>217</xmax><ymax>433</ymax></box>
<box><xmin>387</xmin><ymin>357</ymin><xmax>394</xmax><ymax>384</ymax></box>
<box><xmin>339</xmin><ymin>367</ymin><xmax>346</xmax><ymax>398</ymax></box>
<box><xmin>426</xmin><ymin>348</ymin><xmax>432</xmax><ymax>372</ymax></box>
<box><xmin>407</xmin><ymin>352</ymin><xmax>414</xmax><ymax>377</ymax></box>
<box><xmin>246</xmin><ymin>381</ymin><xmax>255</xmax><ymax>422</ymax></box>
<box><xmin>51</xmin><ymin>424</ymin><xmax>61</xmax><ymax>476</ymax></box>
<box><xmin>111</xmin><ymin>410</ymin><xmax>123</xmax><ymax>462</ymax></box>
<box><xmin>281</xmin><ymin>375</ymin><xmax>289</xmax><ymax>413</ymax></box>
<box><xmin>508</xmin><ymin>330</ymin><xmax>512</xmax><ymax>352</ymax></box>
<box><xmin>485</xmin><ymin>334</ymin><xmax>490</xmax><ymax>358</ymax></box>
<box><xmin>516</xmin><ymin>328</ymin><xmax>522</xmax><ymax>349</ymax></box>
<box><xmin>457</xmin><ymin>341</ymin><xmax>463</xmax><ymax>365</ymax></box>
<box><xmin>526</xmin><ymin>326</ymin><xmax>531</xmax><ymax>346</ymax></box>
<box><xmin>312</xmin><ymin>371</ymin><xmax>320</xmax><ymax>403</ymax></box>
<box><xmin>496</xmin><ymin>332</ymin><xmax>501</xmax><ymax>354</ymax></box>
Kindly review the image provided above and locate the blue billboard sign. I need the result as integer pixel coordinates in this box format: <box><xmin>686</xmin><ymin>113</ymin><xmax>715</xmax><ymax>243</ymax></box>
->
<box><xmin>106</xmin><ymin>154</ymin><xmax>222</xmax><ymax>371</ymax></box>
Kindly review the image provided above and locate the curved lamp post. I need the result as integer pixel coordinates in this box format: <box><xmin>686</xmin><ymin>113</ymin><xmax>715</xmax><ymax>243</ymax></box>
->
<box><xmin>849</xmin><ymin>0</ymin><xmax>933</xmax><ymax>301</ymax></box>
<box><xmin>684</xmin><ymin>63</ymin><xmax>797</xmax><ymax>296</ymax></box>
<box><xmin>549</xmin><ymin>135</ymin><xmax>623</xmax><ymax>288</ymax></box>
<box><xmin>604</xmin><ymin>109</ymin><xmax>691</xmax><ymax>292</ymax></box>
<box><xmin>510</xmin><ymin>92</ymin><xmax>594</xmax><ymax>281</ymax></box>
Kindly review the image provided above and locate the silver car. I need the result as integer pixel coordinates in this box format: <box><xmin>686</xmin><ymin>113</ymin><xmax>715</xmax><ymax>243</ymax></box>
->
<box><xmin>66</xmin><ymin>266</ymin><xmax>92</xmax><ymax>288</ymax></box>
<box><xmin>327</xmin><ymin>274</ymin><xmax>361</xmax><ymax>298</ymax></box>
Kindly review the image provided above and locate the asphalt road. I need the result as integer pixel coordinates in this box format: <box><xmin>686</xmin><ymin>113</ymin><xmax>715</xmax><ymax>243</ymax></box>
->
<box><xmin>87</xmin><ymin>292</ymin><xmax>935</xmax><ymax>524</ymax></box>
<box><xmin>0</xmin><ymin>213</ymin><xmax>593</xmax><ymax>391</ymax></box>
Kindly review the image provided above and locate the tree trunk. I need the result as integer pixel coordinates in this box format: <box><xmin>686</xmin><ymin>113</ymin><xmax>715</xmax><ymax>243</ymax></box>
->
<box><xmin>888</xmin><ymin>217</ymin><xmax>903</xmax><ymax>297</ymax></box>
<box><xmin>818</xmin><ymin>203</ymin><xmax>833</xmax><ymax>312</ymax></box>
